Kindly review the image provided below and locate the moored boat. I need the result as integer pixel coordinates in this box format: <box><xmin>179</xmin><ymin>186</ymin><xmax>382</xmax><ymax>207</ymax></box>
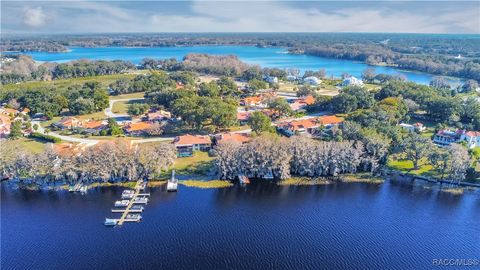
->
<box><xmin>114</xmin><ymin>200</ymin><xmax>130</xmax><ymax>207</ymax></box>
<box><xmin>104</xmin><ymin>218</ymin><xmax>118</xmax><ymax>226</ymax></box>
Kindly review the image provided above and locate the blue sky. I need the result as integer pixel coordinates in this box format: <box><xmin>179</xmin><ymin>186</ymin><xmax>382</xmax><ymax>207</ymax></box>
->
<box><xmin>1</xmin><ymin>1</ymin><xmax>479</xmax><ymax>34</ymax></box>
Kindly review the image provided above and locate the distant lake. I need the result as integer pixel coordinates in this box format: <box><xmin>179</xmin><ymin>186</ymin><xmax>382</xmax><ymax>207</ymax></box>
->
<box><xmin>1</xmin><ymin>180</ymin><xmax>479</xmax><ymax>270</ymax></box>
<box><xmin>17</xmin><ymin>46</ymin><xmax>463</xmax><ymax>85</ymax></box>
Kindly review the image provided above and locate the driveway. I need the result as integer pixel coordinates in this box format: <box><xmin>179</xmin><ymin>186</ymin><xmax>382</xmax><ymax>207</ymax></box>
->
<box><xmin>32</xmin><ymin>120</ymin><xmax>99</xmax><ymax>147</ymax></box>
<box><xmin>104</xmin><ymin>98</ymin><xmax>145</xmax><ymax>123</ymax></box>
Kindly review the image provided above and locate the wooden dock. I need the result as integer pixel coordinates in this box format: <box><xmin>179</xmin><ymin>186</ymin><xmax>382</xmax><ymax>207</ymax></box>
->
<box><xmin>114</xmin><ymin>180</ymin><xmax>149</xmax><ymax>226</ymax></box>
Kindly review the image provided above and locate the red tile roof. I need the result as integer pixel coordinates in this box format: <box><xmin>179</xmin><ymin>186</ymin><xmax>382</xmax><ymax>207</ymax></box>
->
<box><xmin>465</xmin><ymin>131</ymin><xmax>480</xmax><ymax>137</ymax></box>
<box><xmin>83</xmin><ymin>120</ymin><xmax>106</xmax><ymax>129</ymax></box>
<box><xmin>125</xmin><ymin>122</ymin><xmax>153</xmax><ymax>132</ymax></box>
<box><xmin>318</xmin><ymin>115</ymin><xmax>343</xmax><ymax>125</ymax></box>
<box><xmin>216</xmin><ymin>133</ymin><xmax>251</xmax><ymax>144</ymax></box>
<box><xmin>174</xmin><ymin>134</ymin><xmax>211</xmax><ymax>146</ymax></box>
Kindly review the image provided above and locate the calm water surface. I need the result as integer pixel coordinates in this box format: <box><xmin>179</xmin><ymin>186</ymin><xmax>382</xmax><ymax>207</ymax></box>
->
<box><xmin>1</xmin><ymin>180</ymin><xmax>479</xmax><ymax>270</ymax></box>
<box><xmin>17</xmin><ymin>46</ymin><xmax>462</xmax><ymax>85</ymax></box>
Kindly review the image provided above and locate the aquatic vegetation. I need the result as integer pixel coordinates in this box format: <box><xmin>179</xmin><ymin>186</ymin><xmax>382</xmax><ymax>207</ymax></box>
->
<box><xmin>440</xmin><ymin>188</ymin><xmax>464</xmax><ymax>195</ymax></box>
<box><xmin>340</xmin><ymin>173</ymin><xmax>384</xmax><ymax>183</ymax></box>
<box><xmin>278</xmin><ymin>177</ymin><xmax>331</xmax><ymax>186</ymax></box>
<box><xmin>147</xmin><ymin>180</ymin><xmax>167</xmax><ymax>187</ymax></box>
<box><xmin>179</xmin><ymin>180</ymin><xmax>233</xmax><ymax>189</ymax></box>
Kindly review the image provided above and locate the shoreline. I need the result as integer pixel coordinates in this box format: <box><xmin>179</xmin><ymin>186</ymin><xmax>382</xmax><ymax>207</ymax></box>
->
<box><xmin>2</xmin><ymin>44</ymin><xmax>469</xmax><ymax>83</ymax></box>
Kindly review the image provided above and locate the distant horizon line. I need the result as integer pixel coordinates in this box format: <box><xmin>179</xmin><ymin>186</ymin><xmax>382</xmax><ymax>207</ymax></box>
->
<box><xmin>2</xmin><ymin>32</ymin><xmax>480</xmax><ymax>37</ymax></box>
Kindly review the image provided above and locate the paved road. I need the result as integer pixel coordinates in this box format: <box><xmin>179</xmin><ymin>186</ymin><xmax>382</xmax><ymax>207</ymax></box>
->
<box><xmin>32</xmin><ymin>120</ymin><xmax>99</xmax><ymax>147</ymax></box>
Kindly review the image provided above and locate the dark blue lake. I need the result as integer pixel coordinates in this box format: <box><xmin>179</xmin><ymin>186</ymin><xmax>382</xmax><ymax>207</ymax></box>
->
<box><xmin>1</xmin><ymin>180</ymin><xmax>479</xmax><ymax>270</ymax></box>
<box><xmin>18</xmin><ymin>46</ymin><xmax>462</xmax><ymax>85</ymax></box>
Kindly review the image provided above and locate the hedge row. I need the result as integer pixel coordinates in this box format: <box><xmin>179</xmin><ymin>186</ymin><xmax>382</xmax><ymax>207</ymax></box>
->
<box><xmin>30</xmin><ymin>132</ymin><xmax>61</xmax><ymax>143</ymax></box>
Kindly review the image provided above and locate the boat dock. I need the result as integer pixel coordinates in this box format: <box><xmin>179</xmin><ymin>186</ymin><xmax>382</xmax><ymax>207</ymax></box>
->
<box><xmin>105</xmin><ymin>180</ymin><xmax>150</xmax><ymax>226</ymax></box>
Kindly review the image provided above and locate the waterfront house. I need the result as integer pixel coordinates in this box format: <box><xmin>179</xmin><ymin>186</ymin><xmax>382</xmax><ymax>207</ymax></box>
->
<box><xmin>303</xmin><ymin>76</ymin><xmax>321</xmax><ymax>85</ymax></box>
<box><xmin>174</xmin><ymin>134</ymin><xmax>212</xmax><ymax>157</ymax></box>
<box><xmin>399</xmin><ymin>122</ymin><xmax>426</xmax><ymax>133</ymax></box>
<box><xmin>215</xmin><ymin>132</ymin><xmax>251</xmax><ymax>145</ymax></box>
<box><xmin>342</xmin><ymin>76</ymin><xmax>364</xmax><ymax>87</ymax></box>
<box><xmin>460</xmin><ymin>131</ymin><xmax>480</xmax><ymax>149</ymax></box>
<box><xmin>123</xmin><ymin>122</ymin><xmax>153</xmax><ymax>136</ymax></box>
<box><xmin>433</xmin><ymin>129</ymin><xmax>464</xmax><ymax>146</ymax></box>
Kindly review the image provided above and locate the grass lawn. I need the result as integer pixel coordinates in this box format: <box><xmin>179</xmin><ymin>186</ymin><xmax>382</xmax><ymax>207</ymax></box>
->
<box><xmin>388</xmin><ymin>157</ymin><xmax>438</xmax><ymax>177</ymax></box>
<box><xmin>112</xmin><ymin>99</ymin><xmax>146</xmax><ymax>114</ymax></box>
<box><xmin>8</xmin><ymin>137</ymin><xmax>48</xmax><ymax>153</ymax></box>
<box><xmin>76</xmin><ymin>111</ymin><xmax>107</xmax><ymax>120</ymax></box>
<box><xmin>110</xmin><ymin>92</ymin><xmax>146</xmax><ymax>100</ymax></box>
<box><xmin>173</xmin><ymin>151</ymin><xmax>214</xmax><ymax>174</ymax></box>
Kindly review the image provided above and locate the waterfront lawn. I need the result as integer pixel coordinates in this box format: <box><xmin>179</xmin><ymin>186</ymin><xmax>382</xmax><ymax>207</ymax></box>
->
<box><xmin>388</xmin><ymin>157</ymin><xmax>436</xmax><ymax>176</ymax></box>
<box><xmin>173</xmin><ymin>151</ymin><xmax>214</xmax><ymax>175</ymax></box>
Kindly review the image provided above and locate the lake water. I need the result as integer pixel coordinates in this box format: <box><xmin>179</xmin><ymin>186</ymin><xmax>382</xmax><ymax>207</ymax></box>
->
<box><xmin>18</xmin><ymin>46</ymin><xmax>461</xmax><ymax>85</ymax></box>
<box><xmin>1</xmin><ymin>180</ymin><xmax>479</xmax><ymax>270</ymax></box>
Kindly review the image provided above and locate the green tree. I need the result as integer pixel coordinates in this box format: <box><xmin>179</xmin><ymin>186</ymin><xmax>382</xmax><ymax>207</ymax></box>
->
<box><xmin>401</xmin><ymin>134</ymin><xmax>431</xmax><ymax>170</ymax></box>
<box><xmin>9</xmin><ymin>121</ymin><xmax>23</xmax><ymax>140</ymax></box>
<box><xmin>69</xmin><ymin>97</ymin><xmax>95</xmax><ymax>115</ymax></box>
<box><xmin>128</xmin><ymin>103</ymin><xmax>150</xmax><ymax>116</ymax></box>
<box><xmin>247</xmin><ymin>79</ymin><xmax>268</xmax><ymax>93</ymax></box>
<box><xmin>248</xmin><ymin>111</ymin><xmax>272</xmax><ymax>135</ymax></box>
<box><xmin>268</xmin><ymin>98</ymin><xmax>293</xmax><ymax>119</ymax></box>
<box><xmin>198</xmin><ymin>81</ymin><xmax>220</xmax><ymax>97</ymax></box>
<box><xmin>107</xmin><ymin>118</ymin><xmax>123</xmax><ymax>136</ymax></box>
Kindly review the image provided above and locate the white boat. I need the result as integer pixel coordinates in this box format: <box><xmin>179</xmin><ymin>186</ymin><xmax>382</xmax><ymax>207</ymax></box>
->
<box><xmin>263</xmin><ymin>169</ymin><xmax>274</xmax><ymax>180</ymax></box>
<box><xmin>133</xmin><ymin>197</ymin><xmax>148</xmax><ymax>204</ymax></box>
<box><xmin>126</xmin><ymin>214</ymin><xmax>142</xmax><ymax>222</ymax></box>
<box><xmin>104</xmin><ymin>218</ymin><xmax>118</xmax><ymax>226</ymax></box>
<box><xmin>122</xmin><ymin>190</ymin><xmax>134</xmax><ymax>195</ymax></box>
<box><xmin>121</xmin><ymin>193</ymin><xmax>134</xmax><ymax>199</ymax></box>
<box><xmin>114</xmin><ymin>200</ymin><xmax>130</xmax><ymax>207</ymax></box>
<box><xmin>167</xmin><ymin>170</ymin><xmax>178</xmax><ymax>192</ymax></box>
<box><xmin>131</xmin><ymin>205</ymin><xmax>144</xmax><ymax>211</ymax></box>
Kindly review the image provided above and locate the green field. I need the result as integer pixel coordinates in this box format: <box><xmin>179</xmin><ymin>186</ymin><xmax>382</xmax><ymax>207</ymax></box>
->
<box><xmin>2</xmin><ymin>73</ymin><xmax>146</xmax><ymax>92</ymax></box>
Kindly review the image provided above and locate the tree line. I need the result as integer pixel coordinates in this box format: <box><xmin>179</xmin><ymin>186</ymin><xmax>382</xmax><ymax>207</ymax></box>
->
<box><xmin>0</xmin><ymin>140</ymin><xmax>176</xmax><ymax>184</ymax></box>
<box><xmin>214</xmin><ymin>135</ymin><xmax>386</xmax><ymax>180</ymax></box>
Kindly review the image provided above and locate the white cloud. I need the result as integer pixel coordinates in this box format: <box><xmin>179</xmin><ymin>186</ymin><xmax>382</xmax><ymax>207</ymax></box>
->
<box><xmin>23</xmin><ymin>7</ymin><xmax>47</xmax><ymax>28</ymax></box>
<box><xmin>4</xmin><ymin>1</ymin><xmax>479</xmax><ymax>34</ymax></box>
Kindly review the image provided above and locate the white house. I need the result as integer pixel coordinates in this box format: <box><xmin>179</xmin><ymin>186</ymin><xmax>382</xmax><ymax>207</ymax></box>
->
<box><xmin>342</xmin><ymin>76</ymin><xmax>364</xmax><ymax>87</ymax></box>
<box><xmin>460</xmin><ymin>131</ymin><xmax>480</xmax><ymax>149</ymax></box>
<box><xmin>287</xmin><ymin>75</ymin><xmax>297</xmax><ymax>81</ymax></box>
<box><xmin>303</xmin><ymin>76</ymin><xmax>321</xmax><ymax>85</ymax></box>
<box><xmin>399</xmin><ymin>123</ymin><xmax>426</xmax><ymax>133</ymax></box>
<box><xmin>263</xmin><ymin>75</ymin><xmax>278</xmax><ymax>84</ymax></box>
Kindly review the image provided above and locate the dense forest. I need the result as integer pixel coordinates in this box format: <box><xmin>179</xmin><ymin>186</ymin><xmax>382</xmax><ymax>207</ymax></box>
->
<box><xmin>2</xmin><ymin>33</ymin><xmax>479</xmax><ymax>80</ymax></box>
